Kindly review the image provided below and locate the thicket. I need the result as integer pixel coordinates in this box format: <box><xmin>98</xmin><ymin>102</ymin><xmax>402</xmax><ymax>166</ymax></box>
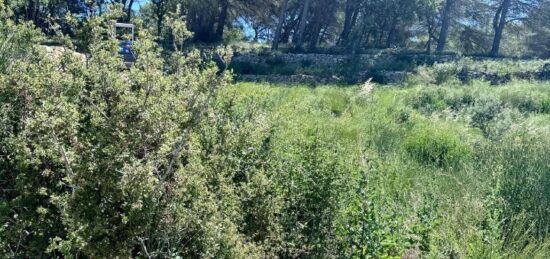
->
<box><xmin>1</xmin><ymin>3</ymin><xmax>550</xmax><ymax>258</ymax></box>
<box><xmin>1</xmin><ymin>5</ymin><xmax>269</xmax><ymax>257</ymax></box>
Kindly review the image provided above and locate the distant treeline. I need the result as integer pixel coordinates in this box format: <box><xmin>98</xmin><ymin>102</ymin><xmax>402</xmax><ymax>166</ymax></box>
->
<box><xmin>5</xmin><ymin>0</ymin><xmax>550</xmax><ymax>57</ymax></box>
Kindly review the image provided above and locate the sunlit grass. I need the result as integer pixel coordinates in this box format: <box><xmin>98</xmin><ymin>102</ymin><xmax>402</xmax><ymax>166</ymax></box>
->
<box><xmin>230</xmin><ymin>80</ymin><xmax>550</xmax><ymax>257</ymax></box>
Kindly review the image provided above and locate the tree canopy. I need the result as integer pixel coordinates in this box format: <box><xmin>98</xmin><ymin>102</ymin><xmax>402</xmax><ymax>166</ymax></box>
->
<box><xmin>2</xmin><ymin>0</ymin><xmax>547</xmax><ymax>57</ymax></box>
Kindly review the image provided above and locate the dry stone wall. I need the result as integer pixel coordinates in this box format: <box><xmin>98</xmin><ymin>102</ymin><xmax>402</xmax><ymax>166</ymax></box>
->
<box><xmin>232</xmin><ymin>52</ymin><xmax>458</xmax><ymax>68</ymax></box>
<box><xmin>231</xmin><ymin>52</ymin><xmax>458</xmax><ymax>84</ymax></box>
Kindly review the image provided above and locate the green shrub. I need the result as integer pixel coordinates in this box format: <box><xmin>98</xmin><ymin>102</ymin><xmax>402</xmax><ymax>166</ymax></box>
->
<box><xmin>223</xmin><ymin>27</ymin><xmax>245</xmax><ymax>44</ymax></box>
<box><xmin>0</xmin><ymin>8</ymin><xmax>42</xmax><ymax>72</ymax></box>
<box><xmin>470</xmin><ymin>95</ymin><xmax>503</xmax><ymax>136</ymax></box>
<box><xmin>397</xmin><ymin>110</ymin><xmax>411</xmax><ymax>123</ymax></box>
<box><xmin>500</xmin><ymin>91</ymin><xmax>546</xmax><ymax>114</ymax></box>
<box><xmin>409</xmin><ymin>88</ymin><xmax>447</xmax><ymax>114</ymax></box>
<box><xmin>432</xmin><ymin>62</ymin><xmax>462</xmax><ymax>84</ymax></box>
<box><xmin>404</xmin><ymin>124</ymin><xmax>471</xmax><ymax>168</ymax></box>
<box><xmin>516</xmin><ymin>95</ymin><xmax>543</xmax><ymax>113</ymax></box>
<box><xmin>271</xmin><ymin>127</ymin><xmax>353</xmax><ymax>258</ymax></box>
<box><xmin>443</xmin><ymin>89</ymin><xmax>474</xmax><ymax>111</ymax></box>
<box><xmin>0</xmin><ymin>9</ymin><xmax>269</xmax><ymax>258</ymax></box>
<box><xmin>336</xmin><ymin>175</ymin><xmax>408</xmax><ymax>258</ymax></box>
<box><xmin>412</xmin><ymin>59</ymin><xmax>546</xmax><ymax>86</ymax></box>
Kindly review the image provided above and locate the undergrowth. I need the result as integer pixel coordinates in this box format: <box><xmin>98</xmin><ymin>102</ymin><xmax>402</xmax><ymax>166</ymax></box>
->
<box><xmin>229</xmin><ymin>79</ymin><xmax>550</xmax><ymax>258</ymax></box>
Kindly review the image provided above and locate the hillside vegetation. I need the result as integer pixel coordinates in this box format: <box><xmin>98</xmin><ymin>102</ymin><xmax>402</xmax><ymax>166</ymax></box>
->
<box><xmin>1</xmin><ymin>2</ymin><xmax>550</xmax><ymax>258</ymax></box>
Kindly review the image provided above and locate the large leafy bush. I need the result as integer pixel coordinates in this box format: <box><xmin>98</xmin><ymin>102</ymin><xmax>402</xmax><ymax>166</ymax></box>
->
<box><xmin>0</xmin><ymin>6</ymin><xmax>273</xmax><ymax>257</ymax></box>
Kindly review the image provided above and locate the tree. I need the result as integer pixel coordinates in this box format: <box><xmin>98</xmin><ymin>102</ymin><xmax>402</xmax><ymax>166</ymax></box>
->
<box><xmin>151</xmin><ymin>0</ymin><xmax>168</xmax><ymax>37</ymax></box>
<box><xmin>436</xmin><ymin>0</ymin><xmax>458</xmax><ymax>52</ymax></box>
<box><xmin>526</xmin><ymin>0</ymin><xmax>550</xmax><ymax>57</ymax></box>
<box><xmin>488</xmin><ymin>0</ymin><xmax>541</xmax><ymax>56</ymax></box>
<box><xmin>112</xmin><ymin>0</ymin><xmax>136</xmax><ymax>21</ymax></box>
<box><xmin>214</xmin><ymin>0</ymin><xmax>229</xmax><ymax>42</ymax></box>
<box><xmin>294</xmin><ymin>0</ymin><xmax>311</xmax><ymax>48</ymax></box>
<box><xmin>272</xmin><ymin>0</ymin><xmax>290</xmax><ymax>49</ymax></box>
<box><xmin>489</xmin><ymin>0</ymin><xmax>511</xmax><ymax>56</ymax></box>
<box><xmin>349</xmin><ymin>0</ymin><xmax>418</xmax><ymax>49</ymax></box>
<box><xmin>338</xmin><ymin>0</ymin><xmax>361</xmax><ymax>45</ymax></box>
<box><xmin>309</xmin><ymin>0</ymin><xmax>340</xmax><ymax>49</ymax></box>
<box><xmin>418</xmin><ymin>0</ymin><xmax>441</xmax><ymax>53</ymax></box>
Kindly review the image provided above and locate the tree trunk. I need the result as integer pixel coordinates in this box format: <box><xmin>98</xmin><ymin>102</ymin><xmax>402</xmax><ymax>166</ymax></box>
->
<box><xmin>308</xmin><ymin>23</ymin><xmax>322</xmax><ymax>50</ymax></box>
<box><xmin>215</xmin><ymin>0</ymin><xmax>229</xmax><ymax>42</ymax></box>
<box><xmin>319</xmin><ymin>24</ymin><xmax>329</xmax><ymax>44</ymax></box>
<box><xmin>426</xmin><ymin>16</ymin><xmax>433</xmax><ymax>53</ymax></box>
<box><xmin>272</xmin><ymin>0</ymin><xmax>289</xmax><ymax>50</ymax></box>
<box><xmin>281</xmin><ymin>8</ymin><xmax>300</xmax><ymax>44</ymax></box>
<box><xmin>126</xmin><ymin>0</ymin><xmax>135</xmax><ymax>22</ymax></box>
<box><xmin>33</xmin><ymin>0</ymin><xmax>40</xmax><ymax>25</ymax></box>
<box><xmin>436</xmin><ymin>0</ymin><xmax>456</xmax><ymax>53</ymax></box>
<box><xmin>295</xmin><ymin>0</ymin><xmax>312</xmax><ymax>48</ymax></box>
<box><xmin>339</xmin><ymin>0</ymin><xmax>359</xmax><ymax>45</ymax></box>
<box><xmin>350</xmin><ymin>8</ymin><xmax>360</xmax><ymax>38</ymax></box>
<box><xmin>386</xmin><ymin>19</ymin><xmax>398</xmax><ymax>48</ymax></box>
<box><xmin>153</xmin><ymin>0</ymin><xmax>165</xmax><ymax>37</ymax></box>
<box><xmin>364</xmin><ymin>30</ymin><xmax>372</xmax><ymax>48</ymax></box>
<box><xmin>27</xmin><ymin>0</ymin><xmax>39</xmax><ymax>23</ymax></box>
<box><xmin>376</xmin><ymin>20</ymin><xmax>387</xmax><ymax>47</ymax></box>
<box><xmin>490</xmin><ymin>0</ymin><xmax>511</xmax><ymax>57</ymax></box>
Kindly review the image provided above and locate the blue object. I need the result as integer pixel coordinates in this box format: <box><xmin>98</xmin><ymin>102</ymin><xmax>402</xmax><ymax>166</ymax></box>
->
<box><xmin>119</xmin><ymin>40</ymin><xmax>136</xmax><ymax>63</ymax></box>
<box><xmin>119</xmin><ymin>40</ymin><xmax>133</xmax><ymax>54</ymax></box>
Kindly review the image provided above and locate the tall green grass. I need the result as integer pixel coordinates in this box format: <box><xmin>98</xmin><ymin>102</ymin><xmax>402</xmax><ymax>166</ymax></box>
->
<box><xmin>230</xmin><ymin>79</ymin><xmax>550</xmax><ymax>257</ymax></box>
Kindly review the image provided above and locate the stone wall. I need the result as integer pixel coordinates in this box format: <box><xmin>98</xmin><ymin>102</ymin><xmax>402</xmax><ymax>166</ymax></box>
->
<box><xmin>231</xmin><ymin>52</ymin><xmax>458</xmax><ymax>84</ymax></box>
<box><xmin>458</xmin><ymin>70</ymin><xmax>548</xmax><ymax>85</ymax></box>
<box><xmin>231</xmin><ymin>52</ymin><xmax>549</xmax><ymax>85</ymax></box>
<box><xmin>237</xmin><ymin>71</ymin><xmax>412</xmax><ymax>85</ymax></box>
<box><xmin>232</xmin><ymin>52</ymin><xmax>458</xmax><ymax>69</ymax></box>
<box><xmin>238</xmin><ymin>74</ymin><xmax>343</xmax><ymax>85</ymax></box>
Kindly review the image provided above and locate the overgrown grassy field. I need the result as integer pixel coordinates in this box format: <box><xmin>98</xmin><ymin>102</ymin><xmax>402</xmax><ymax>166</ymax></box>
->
<box><xmin>2</xmin><ymin>8</ymin><xmax>549</xmax><ymax>256</ymax></box>
<box><xmin>224</xmin><ymin>79</ymin><xmax>550</xmax><ymax>257</ymax></box>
